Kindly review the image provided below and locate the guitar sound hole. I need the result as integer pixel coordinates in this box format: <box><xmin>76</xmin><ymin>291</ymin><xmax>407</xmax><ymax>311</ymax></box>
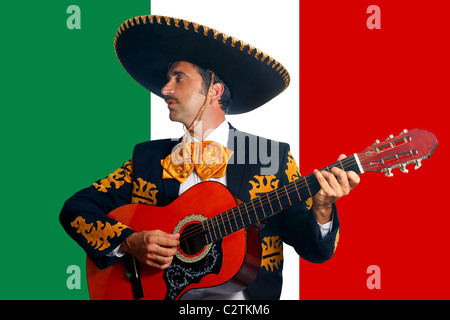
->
<box><xmin>179</xmin><ymin>223</ymin><xmax>206</xmax><ymax>256</ymax></box>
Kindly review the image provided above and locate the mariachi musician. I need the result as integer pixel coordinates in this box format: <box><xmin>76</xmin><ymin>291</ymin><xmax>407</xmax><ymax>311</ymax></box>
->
<box><xmin>60</xmin><ymin>14</ymin><xmax>360</xmax><ymax>300</ymax></box>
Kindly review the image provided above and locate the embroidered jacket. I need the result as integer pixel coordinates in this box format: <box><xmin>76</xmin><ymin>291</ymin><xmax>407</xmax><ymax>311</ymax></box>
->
<box><xmin>59</xmin><ymin>125</ymin><xmax>340</xmax><ymax>299</ymax></box>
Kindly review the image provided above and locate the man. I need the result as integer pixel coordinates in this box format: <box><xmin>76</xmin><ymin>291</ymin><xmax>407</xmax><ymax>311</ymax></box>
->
<box><xmin>60</xmin><ymin>15</ymin><xmax>360</xmax><ymax>299</ymax></box>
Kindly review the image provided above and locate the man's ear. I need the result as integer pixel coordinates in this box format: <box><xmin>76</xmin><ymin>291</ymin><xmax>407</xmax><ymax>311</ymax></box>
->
<box><xmin>210</xmin><ymin>82</ymin><xmax>225</xmax><ymax>103</ymax></box>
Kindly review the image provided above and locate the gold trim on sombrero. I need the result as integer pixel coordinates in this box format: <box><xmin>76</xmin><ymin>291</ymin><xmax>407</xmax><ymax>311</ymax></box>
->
<box><xmin>114</xmin><ymin>15</ymin><xmax>290</xmax><ymax>91</ymax></box>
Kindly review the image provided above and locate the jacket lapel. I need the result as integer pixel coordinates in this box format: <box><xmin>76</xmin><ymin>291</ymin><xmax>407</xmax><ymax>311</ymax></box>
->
<box><xmin>226</xmin><ymin>124</ymin><xmax>249</xmax><ymax>200</ymax></box>
<box><xmin>161</xmin><ymin>138</ymin><xmax>182</xmax><ymax>204</ymax></box>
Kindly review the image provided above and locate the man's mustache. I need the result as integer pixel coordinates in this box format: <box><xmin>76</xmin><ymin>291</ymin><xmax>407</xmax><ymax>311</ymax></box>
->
<box><xmin>164</xmin><ymin>95</ymin><xmax>179</xmax><ymax>103</ymax></box>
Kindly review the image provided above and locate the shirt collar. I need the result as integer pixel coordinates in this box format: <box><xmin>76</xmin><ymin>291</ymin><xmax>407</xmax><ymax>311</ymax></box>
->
<box><xmin>187</xmin><ymin>119</ymin><xmax>229</xmax><ymax>146</ymax></box>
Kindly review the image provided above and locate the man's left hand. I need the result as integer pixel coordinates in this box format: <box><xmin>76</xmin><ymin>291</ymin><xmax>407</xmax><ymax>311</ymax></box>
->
<box><xmin>312</xmin><ymin>154</ymin><xmax>360</xmax><ymax>224</ymax></box>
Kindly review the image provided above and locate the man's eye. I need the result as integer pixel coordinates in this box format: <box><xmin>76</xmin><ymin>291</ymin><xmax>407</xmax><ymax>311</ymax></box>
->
<box><xmin>175</xmin><ymin>76</ymin><xmax>185</xmax><ymax>82</ymax></box>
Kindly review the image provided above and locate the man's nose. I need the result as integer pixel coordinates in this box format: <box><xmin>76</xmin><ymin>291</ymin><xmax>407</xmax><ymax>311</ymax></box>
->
<box><xmin>161</xmin><ymin>80</ymin><xmax>174</xmax><ymax>96</ymax></box>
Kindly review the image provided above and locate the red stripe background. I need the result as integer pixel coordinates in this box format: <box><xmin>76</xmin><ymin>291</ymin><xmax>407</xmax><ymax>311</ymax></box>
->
<box><xmin>299</xmin><ymin>1</ymin><xmax>450</xmax><ymax>299</ymax></box>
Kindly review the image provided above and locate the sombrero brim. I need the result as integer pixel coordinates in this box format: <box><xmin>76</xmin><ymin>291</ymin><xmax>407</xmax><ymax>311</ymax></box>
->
<box><xmin>114</xmin><ymin>15</ymin><xmax>290</xmax><ymax>114</ymax></box>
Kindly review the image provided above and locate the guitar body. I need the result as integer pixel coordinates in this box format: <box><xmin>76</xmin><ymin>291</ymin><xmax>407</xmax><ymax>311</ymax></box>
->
<box><xmin>87</xmin><ymin>182</ymin><xmax>261</xmax><ymax>300</ymax></box>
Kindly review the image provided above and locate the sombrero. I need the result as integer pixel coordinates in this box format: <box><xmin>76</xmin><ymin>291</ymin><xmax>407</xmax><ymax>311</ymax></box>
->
<box><xmin>114</xmin><ymin>15</ymin><xmax>290</xmax><ymax>114</ymax></box>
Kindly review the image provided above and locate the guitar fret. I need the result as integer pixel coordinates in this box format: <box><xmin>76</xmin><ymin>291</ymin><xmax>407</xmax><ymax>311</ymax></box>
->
<box><xmin>251</xmin><ymin>202</ymin><xmax>260</xmax><ymax>222</ymax></box>
<box><xmin>275</xmin><ymin>189</ymin><xmax>283</xmax><ymax>210</ymax></box>
<box><xmin>285</xmin><ymin>185</ymin><xmax>292</xmax><ymax>206</ymax></box>
<box><xmin>237</xmin><ymin>206</ymin><xmax>244</xmax><ymax>228</ymax></box>
<box><xmin>226</xmin><ymin>210</ymin><xmax>233</xmax><ymax>234</ymax></box>
<box><xmin>247</xmin><ymin>202</ymin><xmax>258</xmax><ymax>224</ymax></box>
<box><xmin>251</xmin><ymin>200</ymin><xmax>258</xmax><ymax>220</ymax></box>
<box><xmin>251</xmin><ymin>203</ymin><xmax>258</xmax><ymax>223</ymax></box>
<box><xmin>204</xmin><ymin>219</ymin><xmax>211</xmax><ymax>242</ymax></box>
<box><xmin>237</xmin><ymin>205</ymin><xmax>246</xmax><ymax>227</ymax></box>
<box><xmin>203</xmin><ymin>220</ymin><xmax>212</xmax><ymax>244</ymax></box>
<box><xmin>215</xmin><ymin>215</ymin><xmax>223</xmax><ymax>238</ymax></box>
<box><xmin>259</xmin><ymin>196</ymin><xmax>266</xmax><ymax>218</ymax></box>
<box><xmin>266</xmin><ymin>193</ymin><xmax>274</xmax><ymax>214</ymax></box>
<box><xmin>293</xmin><ymin>180</ymin><xmax>302</xmax><ymax>201</ymax></box>
<box><xmin>244</xmin><ymin>203</ymin><xmax>251</xmax><ymax>224</ymax></box>
<box><xmin>219</xmin><ymin>212</ymin><xmax>228</xmax><ymax>236</ymax></box>
<box><xmin>231</xmin><ymin>208</ymin><xmax>239</xmax><ymax>230</ymax></box>
<box><xmin>211</xmin><ymin>216</ymin><xmax>218</xmax><ymax>241</ymax></box>
<box><xmin>304</xmin><ymin>176</ymin><xmax>312</xmax><ymax>197</ymax></box>
<box><xmin>209</xmin><ymin>219</ymin><xmax>218</xmax><ymax>243</ymax></box>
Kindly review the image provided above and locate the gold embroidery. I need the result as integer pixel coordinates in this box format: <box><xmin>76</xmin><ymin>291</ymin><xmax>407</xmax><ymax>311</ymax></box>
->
<box><xmin>202</xmin><ymin>25</ymin><xmax>210</xmax><ymax>36</ymax></box>
<box><xmin>285</xmin><ymin>152</ymin><xmax>313</xmax><ymax>210</ymax></box>
<box><xmin>239</xmin><ymin>40</ymin><xmax>249</xmax><ymax>52</ymax></box>
<box><xmin>183</xmin><ymin>20</ymin><xmax>190</xmax><ymax>30</ymax></box>
<box><xmin>93</xmin><ymin>160</ymin><xmax>133</xmax><ymax>193</ymax></box>
<box><xmin>191</xmin><ymin>22</ymin><xmax>200</xmax><ymax>33</ymax></box>
<box><xmin>305</xmin><ymin>197</ymin><xmax>313</xmax><ymax>210</ymax></box>
<box><xmin>261</xmin><ymin>236</ymin><xmax>283</xmax><ymax>272</ymax></box>
<box><xmin>155</xmin><ymin>15</ymin><xmax>163</xmax><ymax>24</ymax></box>
<box><xmin>163</xmin><ymin>16</ymin><xmax>171</xmax><ymax>26</ymax></box>
<box><xmin>334</xmin><ymin>229</ymin><xmax>340</xmax><ymax>253</ymax></box>
<box><xmin>70</xmin><ymin>217</ymin><xmax>128</xmax><ymax>251</ymax></box>
<box><xmin>172</xmin><ymin>18</ymin><xmax>181</xmax><ymax>28</ymax></box>
<box><xmin>132</xmin><ymin>177</ymin><xmax>159</xmax><ymax>205</ymax></box>
<box><xmin>249</xmin><ymin>175</ymin><xmax>279</xmax><ymax>200</ymax></box>
<box><xmin>285</xmin><ymin>151</ymin><xmax>301</xmax><ymax>183</ymax></box>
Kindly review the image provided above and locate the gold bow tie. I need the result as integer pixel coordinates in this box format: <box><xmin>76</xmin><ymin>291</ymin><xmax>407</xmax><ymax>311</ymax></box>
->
<box><xmin>161</xmin><ymin>141</ymin><xmax>234</xmax><ymax>183</ymax></box>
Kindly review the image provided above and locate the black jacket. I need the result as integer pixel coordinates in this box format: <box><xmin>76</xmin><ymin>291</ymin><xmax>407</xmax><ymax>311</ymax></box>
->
<box><xmin>60</xmin><ymin>125</ymin><xmax>340</xmax><ymax>299</ymax></box>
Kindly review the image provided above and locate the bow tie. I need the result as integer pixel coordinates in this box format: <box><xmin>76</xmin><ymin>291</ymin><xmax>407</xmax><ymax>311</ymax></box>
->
<box><xmin>161</xmin><ymin>141</ymin><xmax>234</xmax><ymax>183</ymax></box>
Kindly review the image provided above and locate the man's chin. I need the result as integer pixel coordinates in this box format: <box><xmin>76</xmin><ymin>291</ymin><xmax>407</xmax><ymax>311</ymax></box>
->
<box><xmin>169</xmin><ymin>114</ymin><xmax>186</xmax><ymax>126</ymax></box>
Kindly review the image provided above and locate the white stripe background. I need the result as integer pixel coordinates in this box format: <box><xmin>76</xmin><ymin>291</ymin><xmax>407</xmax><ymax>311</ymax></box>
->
<box><xmin>149</xmin><ymin>0</ymin><xmax>300</xmax><ymax>300</ymax></box>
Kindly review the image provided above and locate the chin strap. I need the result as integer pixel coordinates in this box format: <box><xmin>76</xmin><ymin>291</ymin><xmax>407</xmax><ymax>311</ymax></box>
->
<box><xmin>170</xmin><ymin>71</ymin><xmax>216</xmax><ymax>179</ymax></box>
<box><xmin>184</xmin><ymin>71</ymin><xmax>215</xmax><ymax>138</ymax></box>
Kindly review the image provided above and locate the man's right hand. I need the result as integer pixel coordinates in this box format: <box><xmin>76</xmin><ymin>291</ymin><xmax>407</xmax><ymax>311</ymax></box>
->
<box><xmin>119</xmin><ymin>230</ymin><xmax>180</xmax><ymax>270</ymax></box>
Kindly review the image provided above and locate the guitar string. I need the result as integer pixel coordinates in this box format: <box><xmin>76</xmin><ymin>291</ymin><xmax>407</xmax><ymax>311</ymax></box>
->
<box><xmin>180</xmin><ymin>152</ymin><xmax>407</xmax><ymax>242</ymax></box>
<box><xmin>179</xmin><ymin>156</ymin><xmax>359</xmax><ymax>242</ymax></box>
<box><xmin>179</xmin><ymin>149</ymin><xmax>418</xmax><ymax>242</ymax></box>
<box><xmin>181</xmin><ymin>151</ymin><xmax>409</xmax><ymax>243</ymax></box>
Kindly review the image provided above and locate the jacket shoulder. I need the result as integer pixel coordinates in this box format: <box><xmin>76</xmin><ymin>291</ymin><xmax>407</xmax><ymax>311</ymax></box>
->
<box><xmin>133</xmin><ymin>138</ymin><xmax>179</xmax><ymax>159</ymax></box>
<box><xmin>228</xmin><ymin>127</ymin><xmax>290</xmax><ymax>152</ymax></box>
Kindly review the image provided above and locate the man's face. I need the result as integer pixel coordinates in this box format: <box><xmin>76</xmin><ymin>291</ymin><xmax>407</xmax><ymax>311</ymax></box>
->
<box><xmin>161</xmin><ymin>61</ymin><xmax>206</xmax><ymax>127</ymax></box>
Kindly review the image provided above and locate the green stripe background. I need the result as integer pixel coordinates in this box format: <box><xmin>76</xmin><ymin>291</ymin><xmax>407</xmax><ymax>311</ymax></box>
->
<box><xmin>0</xmin><ymin>1</ymin><xmax>150</xmax><ymax>299</ymax></box>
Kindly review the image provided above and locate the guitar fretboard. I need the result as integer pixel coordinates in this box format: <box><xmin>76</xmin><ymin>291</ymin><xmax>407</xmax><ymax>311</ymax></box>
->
<box><xmin>201</xmin><ymin>154</ymin><xmax>362</xmax><ymax>244</ymax></box>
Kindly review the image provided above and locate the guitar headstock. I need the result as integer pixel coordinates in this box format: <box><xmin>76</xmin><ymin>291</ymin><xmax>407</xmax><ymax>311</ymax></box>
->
<box><xmin>357</xmin><ymin>129</ymin><xmax>437</xmax><ymax>177</ymax></box>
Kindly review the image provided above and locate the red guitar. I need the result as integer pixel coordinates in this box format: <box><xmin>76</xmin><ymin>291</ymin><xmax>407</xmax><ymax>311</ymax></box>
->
<box><xmin>87</xmin><ymin>129</ymin><xmax>437</xmax><ymax>300</ymax></box>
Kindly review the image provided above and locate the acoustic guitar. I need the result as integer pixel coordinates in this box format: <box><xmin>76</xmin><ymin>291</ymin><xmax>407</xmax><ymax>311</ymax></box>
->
<box><xmin>86</xmin><ymin>129</ymin><xmax>437</xmax><ymax>300</ymax></box>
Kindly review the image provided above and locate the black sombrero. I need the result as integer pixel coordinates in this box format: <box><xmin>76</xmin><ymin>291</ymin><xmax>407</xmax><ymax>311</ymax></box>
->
<box><xmin>114</xmin><ymin>15</ymin><xmax>290</xmax><ymax>114</ymax></box>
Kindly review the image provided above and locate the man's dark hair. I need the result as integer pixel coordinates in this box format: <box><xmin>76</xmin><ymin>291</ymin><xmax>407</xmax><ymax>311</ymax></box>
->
<box><xmin>194</xmin><ymin>65</ymin><xmax>232</xmax><ymax>114</ymax></box>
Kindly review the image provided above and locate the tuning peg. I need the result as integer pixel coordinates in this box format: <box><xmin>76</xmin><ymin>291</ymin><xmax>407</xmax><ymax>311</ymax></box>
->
<box><xmin>401</xmin><ymin>129</ymin><xmax>408</xmax><ymax>134</ymax></box>
<box><xmin>399</xmin><ymin>164</ymin><xmax>409</xmax><ymax>173</ymax></box>
<box><xmin>386</xmin><ymin>134</ymin><xmax>394</xmax><ymax>140</ymax></box>
<box><xmin>384</xmin><ymin>168</ymin><xmax>394</xmax><ymax>177</ymax></box>
<box><xmin>372</xmin><ymin>139</ymin><xmax>381</xmax><ymax>146</ymax></box>
<box><xmin>414</xmin><ymin>159</ymin><xmax>422</xmax><ymax>170</ymax></box>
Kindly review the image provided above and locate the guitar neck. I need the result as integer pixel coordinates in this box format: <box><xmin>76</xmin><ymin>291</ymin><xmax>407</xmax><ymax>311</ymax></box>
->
<box><xmin>202</xmin><ymin>154</ymin><xmax>363</xmax><ymax>244</ymax></box>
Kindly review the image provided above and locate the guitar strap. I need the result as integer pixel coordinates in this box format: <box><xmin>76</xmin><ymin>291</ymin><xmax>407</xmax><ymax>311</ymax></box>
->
<box><xmin>124</xmin><ymin>254</ymin><xmax>144</xmax><ymax>300</ymax></box>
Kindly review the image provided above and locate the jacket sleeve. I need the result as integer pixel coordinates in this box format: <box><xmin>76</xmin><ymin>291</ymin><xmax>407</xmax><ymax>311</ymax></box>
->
<box><xmin>278</xmin><ymin>144</ymin><xmax>340</xmax><ymax>263</ymax></box>
<box><xmin>59</xmin><ymin>159</ymin><xmax>136</xmax><ymax>269</ymax></box>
